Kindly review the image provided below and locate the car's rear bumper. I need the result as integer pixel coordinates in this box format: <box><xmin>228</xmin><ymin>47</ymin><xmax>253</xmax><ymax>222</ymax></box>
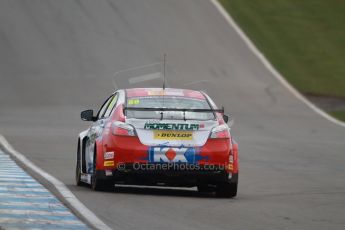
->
<box><xmin>95</xmin><ymin>164</ymin><xmax>238</xmax><ymax>187</ymax></box>
<box><xmin>99</xmin><ymin>135</ymin><xmax>237</xmax><ymax>172</ymax></box>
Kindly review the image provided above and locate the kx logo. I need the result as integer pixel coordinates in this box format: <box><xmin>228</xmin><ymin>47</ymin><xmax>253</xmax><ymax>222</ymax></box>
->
<box><xmin>148</xmin><ymin>146</ymin><xmax>197</xmax><ymax>163</ymax></box>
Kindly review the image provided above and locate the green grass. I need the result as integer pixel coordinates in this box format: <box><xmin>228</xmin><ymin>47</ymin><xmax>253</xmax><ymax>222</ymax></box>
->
<box><xmin>219</xmin><ymin>0</ymin><xmax>345</xmax><ymax>98</ymax></box>
<box><xmin>330</xmin><ymin>110</ymin><xmax>345</xmax><ymax>122</ymax></box>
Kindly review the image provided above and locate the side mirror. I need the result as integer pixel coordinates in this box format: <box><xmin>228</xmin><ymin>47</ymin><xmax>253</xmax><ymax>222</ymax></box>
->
<box><xmin>223</xmin><ymin>114</ymin><xmax>234</xmax><ymax>127</ymax></box>
<box><xmin>223</xmin><ymin>114</ymin><xmax>229</xmax><ymax>123</ymax></box>
<box><xmin>81</xmin><ymin>109</ymin><xmax>95</xmax><ymax>121</ymax></box>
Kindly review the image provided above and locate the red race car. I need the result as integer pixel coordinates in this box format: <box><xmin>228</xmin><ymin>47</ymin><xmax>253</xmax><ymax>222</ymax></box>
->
<box><xmin>76</xmin><ymin>88</ymin><xmax>238</xmax><ymax>197</ymax></box>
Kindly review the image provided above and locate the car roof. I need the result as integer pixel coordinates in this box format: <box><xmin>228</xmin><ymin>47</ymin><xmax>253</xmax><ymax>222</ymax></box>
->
<box><xmin>125</xmin><ymin>88</ymin><xmax>206</xmax><ymax>99</ymax></box>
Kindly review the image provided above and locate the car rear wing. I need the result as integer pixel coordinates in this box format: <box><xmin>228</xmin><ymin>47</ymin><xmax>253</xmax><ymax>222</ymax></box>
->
<box><xmin>123</xmin><ymin>106</ymin><xmax>227</xmax><ymax>121</ymax></box>
<box><xmin>123</xmin><ymin>107</ymin><xmax>224</xmax><ymax>113</ymax></box>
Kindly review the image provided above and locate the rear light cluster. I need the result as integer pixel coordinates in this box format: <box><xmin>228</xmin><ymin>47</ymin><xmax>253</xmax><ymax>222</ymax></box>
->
<box><xmin>209</xmin><ymin>124</ymin><xmax>230</xmax><ymax>139</ymax></box>
<box><xmin>112</xmin><ymin>121</ymin><xmax>137</xmax><ymax>136</ymax></box>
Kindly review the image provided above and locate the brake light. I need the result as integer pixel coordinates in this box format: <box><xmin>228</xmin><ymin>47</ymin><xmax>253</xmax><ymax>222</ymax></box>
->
<box><xmin>112</xmin><ymin>121</ymin><xmax>136</xmax><ymax>136</ymax></box>
<box><xmin>210</xmin><ymin>124</ymin><xmax>230</xmax><ymax>139</ymax></box>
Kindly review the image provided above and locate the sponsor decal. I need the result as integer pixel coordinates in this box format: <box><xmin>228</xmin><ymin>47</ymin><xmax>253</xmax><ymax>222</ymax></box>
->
<box><xmin>81</xmin><ymin>174</ymin><xmax>91</xmax><ymax>183</ymax></box>
<box><xmin>104</xmin><ymin>161</ymin><xmax>114</xmax><ymax>167</ymax></box>
<box><xmin>147</xmin><ymin>90</ymin><xmax>184</xmax><ymax>96</ymax></box>
<box><xmin>148</xmin><ymin>90</ymin><xmax>165</xmax><ymax>96</ymax></box>
<box><xmin>87</xmin><ymin>162</ymin><xmax>93</xmax><ymax>173</ymax></box>
<box><xmin>226</xmin><ymin>163</ymin><xmax>234</xmax><ymax>171</ymax></box>
<box><xmin>105</xmin><ymin>170</ymin><xmax>113</xmax><ymax>176</ymax></box>
<box><xmin>148</xmin><ymin>145</ymin><xmax>206</xmax><ymax>163</ymax></box>
<box><xmin>154</xmin><ymin>131</ymin><xmax>193</xmax><ymax>140</ymax></box>
<box><xmin>104</xmin><ymin>151</ymin><xmax>115</xmax><ymax>160</ymax></box>
<box><xmin>103</xmin><ymin>152</ymin><xmax>114</xmax><ymax>160</ymax></box>
<box><xmin>144</xmin><ymin>122</ymin><xmax>200</xmax><ymax>131</ymax></box>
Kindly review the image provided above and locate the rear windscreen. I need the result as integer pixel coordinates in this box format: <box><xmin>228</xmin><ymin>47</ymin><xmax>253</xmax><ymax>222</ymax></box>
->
<box><xmin>126</xmin><ymin>96</ymin><xmax>215</xmax><ymax>120</ymax></box>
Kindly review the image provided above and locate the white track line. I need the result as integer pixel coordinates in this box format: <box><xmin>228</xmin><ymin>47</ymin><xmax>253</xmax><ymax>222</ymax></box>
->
<box><xmin>0</xmin><ymin>135</ymin><xmax>113</xmax><ymax>230</ymax></box>
<box><xmin>0</xmin><ymin>169</ymin><xmax>25</xmax><ymax>171</ymax></box>
<box><xmin>0</xmin><ymin>193</ymin><xmax>54</xmax><ymax>198</ymax></box>
<box><xmin>0</xmin><ymin>178</ymin><xmax>35</xmax><ymax>182</ymax></box>
<box><xmin>0</xmin><ymin>201</ymin><xmax>64</xmax><ymax>208</ymax></box>
<box><xmin>0</xmin><ymin>182</ymin><xmax>43</xmax><ymax>187</ymax></box>
<box><xmin>0</xmin><ymin>175</ymin><xmax>32</xmax><ymax>178</ymax></box>
<box><xmin>0</xmin><ymin>218</ymin><xmax>85</xmax><ymax>226</ymax></box>
<box><xmin>0</xmin><ymin>209</ymin><xmax>72</xmax><ymax>216</ymax></box>
<box><xmin>210</xmin><ymin>0</ymin><xmax>345</xmax><ymax>128</ymax></box>
<box><xmin>0</xmin><ymin>187</ymin><xmax>48</xmax><ymax>192</ymax></box>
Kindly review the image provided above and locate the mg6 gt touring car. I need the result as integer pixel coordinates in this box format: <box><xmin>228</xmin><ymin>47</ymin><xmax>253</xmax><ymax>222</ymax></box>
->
<box><xmin>76</xmin><ymin>88</ymin><xmax>238</xmax><ymax>197</ymax></box>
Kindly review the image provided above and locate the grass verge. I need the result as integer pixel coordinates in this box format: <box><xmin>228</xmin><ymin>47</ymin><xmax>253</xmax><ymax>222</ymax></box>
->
<box><xmin>218</xmin><ymin>0</ymin><xmax>345</xmax><ymax>121</ymax></box>
<box><xmin>330</xmin><ymin>111</ymin><xmax>345</xmax><ymax>122</ymax></box>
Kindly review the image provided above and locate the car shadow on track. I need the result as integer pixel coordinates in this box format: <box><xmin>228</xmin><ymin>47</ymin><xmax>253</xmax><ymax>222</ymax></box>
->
<box><xmin>114</xmin><ymin>186</ymin><xmax>215</xmax><ymax>198</ymax></box>
<box><xmin>68</xmin><ymin>184</ymin><xmax>219</xmax><ymax>198</ymax></box>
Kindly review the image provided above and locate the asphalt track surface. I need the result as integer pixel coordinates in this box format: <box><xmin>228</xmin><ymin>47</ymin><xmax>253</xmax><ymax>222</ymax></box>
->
<box><xmin>0</xmin><ymin>1</ymin><xmax>344</xmax><ymax>230</ymax></box>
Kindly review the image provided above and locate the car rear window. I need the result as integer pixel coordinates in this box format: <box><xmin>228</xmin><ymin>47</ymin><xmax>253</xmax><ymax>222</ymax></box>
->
<box><xmin>126</xmin><ymin>96</ymin><xmax>215</xmax><ymax>120</ymax></box>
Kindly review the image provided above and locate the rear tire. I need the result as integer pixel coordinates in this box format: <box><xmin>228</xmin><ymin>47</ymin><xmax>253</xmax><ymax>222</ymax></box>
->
<box><xmin>76</xmin><ymin>143</ymin><xmax>84</xmax><ymax>186</ymax></box>
<box><xmin>75</xmin><ymin>161</ymin><xmax>84</xmax><ymax>186</ymax></box>
<box><xmin>91</xmin><ymin>172</ymin><xmax>114</xmax><ymax>191</ymax></box>
<box><xmin>215</xmin><ymin>182</ymin><xmax>237</xmax><ymax>198</ymax></box>
<box><xmin>91</xmin><ymin>151</ymin><xmax>114</xmax><ymax>191</ymax></box>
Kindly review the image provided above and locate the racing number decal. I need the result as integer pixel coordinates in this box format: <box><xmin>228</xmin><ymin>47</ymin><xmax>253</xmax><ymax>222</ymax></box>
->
<box><xmin>128</xmin><ymin>99</ymin><xmax>140</xmax><ymax>105</ymax></box>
